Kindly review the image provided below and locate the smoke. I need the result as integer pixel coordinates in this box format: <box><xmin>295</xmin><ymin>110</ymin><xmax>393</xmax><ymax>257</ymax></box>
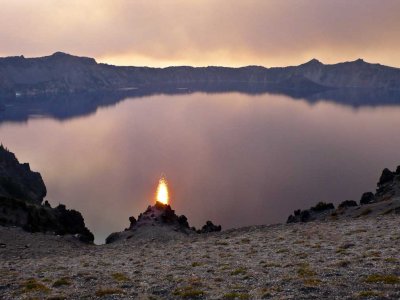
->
<box><xmin>0</xmin><ymin>0</ymin><xmax>399</xmax><ymax>67</ymax></box>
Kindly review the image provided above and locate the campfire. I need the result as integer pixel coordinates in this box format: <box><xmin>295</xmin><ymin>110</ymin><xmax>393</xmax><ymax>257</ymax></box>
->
<box><xmin>105</xmin><ymin>173</ymin><xmax>222</xmax><ymax>244</ymax></box>
<box><xmin>156</xmin><ymin>174</ymin><xmax>169</xmax><ymax>205</ymax></box>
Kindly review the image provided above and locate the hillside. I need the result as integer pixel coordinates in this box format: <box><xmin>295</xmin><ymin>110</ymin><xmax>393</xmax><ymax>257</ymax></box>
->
<box><xmin>1</xmin><ymin>215</ymin><xmax>400</xmax><ymax>299</ymax></box>
<box><xmin>1</xmin><ymin>52</ymin><xmax>400</xmax><ymax>98</ymax></box>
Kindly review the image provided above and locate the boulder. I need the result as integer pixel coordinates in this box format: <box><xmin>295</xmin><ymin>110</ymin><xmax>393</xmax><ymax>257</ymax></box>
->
<box><xmin>310</xmin><ymin>202</ymin><xmax>335</xmax><ymax>212</ymax></box>
<box><xmin>338</xmin><ymin>200</ymin><xmax>358</xmax><ymax>209</ymax></box>
<box><xmin>378</xmin><ymin>168</ymin><xmax>395</xmax><ymax>186</ymax></box>
<box><xmin>300</xmin><ymin>210</ymin><xmax>311</xmax><ymax>222</ymax></box>
<box><xmin>128</xmin><ymin>216</ymin><xmax>136</xmax><ymax>229</ymax></box>
<box><xmin>105</xmin><ymin>232</ymin><xmax>121</xmax><ymax>244</ymax></box>
<box><xmin>396</xmin><ymin>166</ymin><xmax>400</xmax><ymax>175</ymax></box>
<box><xmin>360</xmin><ymin>192</ymin><xmax>375</xmax><ymax>205</ymax></box>
<box><xmin>197</xmin><ymin>221</ymin><xmax>222</xmax><ymax>233</ymax></box>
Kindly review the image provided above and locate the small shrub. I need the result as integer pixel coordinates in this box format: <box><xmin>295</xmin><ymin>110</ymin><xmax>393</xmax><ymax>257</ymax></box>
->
<box><xmin>52</xmin><ymin>278</ymin><xmax>71</xmax><ymax>287</ymax></box>
<box><xmin>384</xmin><ymin>257</ymin><xmax>397</xmax><ymax>263</ymax></box>
<box><xmin>357</xmin><ymin>290</ymin><xmax>383</xmax><ymax>298</ymax></box>
<box><xmin>22</xmin><ymin>279</ymin><xmax>50</xmax><ymax>293</ymax></box>
<box><xmin>276</xmin><ymin>248</ymin><xmax>288</xmax><ymax>254</ymax></box>
<box><xmin>111</xmin><ymin>272</ymin><xmax>130</xmax><ymax>282</ymax></box>
<box><xmin>47</xmin><ymin>296</ymin><xmax>67</xmax><ymax>300</ymax></box>
<box><xmin>303</xmin><ymin>278</ymin><xmax>321</xmax><ymax>286</ymax></box>
<box><xmin>365</xmin><ymin>274</ymin><xmax>400</xmax><ymax>284</ymax></box>
<box><xmin>222</xmin><ymin>292</ymin><xmax>250</xmax><ymax>299</ymax></box>
<box><xmin>191</xmin><ymin>262</ymin><xmax>202</xmax><ymax>267</ymax></box>
<box><xmin>231</xmin><ymin>267</ymin><xmax>247</xmax><ymax>276</ymax></box>
<box><xmin>173</xmin><ymin>286</ymin><xmax>205</xmax><ymax>298</ymax></box>
<box><xmin>95</xmin><ymin>288</ymin><xmax>124</xmax><ymax>297</ymax></box>
<box><xmin>297</xmin><ymin>265</ymin><xmax>316</xmax><ymax>277</ymax></box>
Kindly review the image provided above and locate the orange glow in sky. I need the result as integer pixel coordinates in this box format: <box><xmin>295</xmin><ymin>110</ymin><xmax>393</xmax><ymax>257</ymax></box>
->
<box><xmin>0</xmin><ymin>0</ymin><xmax>399</xmax><ymax>68</ymax></box>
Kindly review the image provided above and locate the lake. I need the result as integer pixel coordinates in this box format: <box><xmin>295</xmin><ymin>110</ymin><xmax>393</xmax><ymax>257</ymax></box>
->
<box><xmin>1</xmin><ymin>90</ymin><xmax>400</xmax><ymax>243</ymax></box>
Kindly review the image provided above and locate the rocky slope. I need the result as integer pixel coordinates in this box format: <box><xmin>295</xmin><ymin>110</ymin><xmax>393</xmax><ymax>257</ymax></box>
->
<box><xmin>1</xmin><ymin>52</ymin><xmax>400</xmax><ymax>98</ymax></box>
<box><xmin>1</xmin><ymin>215</ymin><xmax>399</xmax><ymax>299</ymax></box>
<box><xmin>0</xmin><ymin>145</ymin><xmax>94</xmax><ymax>243</ymax></box>
<box><xmin>287</xmin><ymin>165</ymin><xmax>400</xmax><ymax>224</ymax></box>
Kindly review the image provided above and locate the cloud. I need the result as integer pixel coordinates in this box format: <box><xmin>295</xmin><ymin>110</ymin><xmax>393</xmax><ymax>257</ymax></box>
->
<box><xmin>0</xmin><ymin>0</ymin><xmax>399</xmax><ymax>67</ymax></box>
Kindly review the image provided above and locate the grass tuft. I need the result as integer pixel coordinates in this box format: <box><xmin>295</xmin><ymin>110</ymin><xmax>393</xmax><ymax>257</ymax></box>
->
<box><xmin>173</xmin><ymin>286</ymin><xmax>205</xmax><ymax>298</ymax></box>
<box><xmin>52</xmin><ymin>278</ymin><xmax>71</xmax><ymax>287</ymax></box>
<box><xmin>22</xmin><ymin>279</ymin><xmax>50</xmax><ymax>293</ymax></box>
<box><xmin>365</xmin><ymin>274</ymin><xmax>400</xmax><ymax>284</ymax></box>
<box><xmin>230</xmin><ymin>267</ymin><xmax>247</xmax><ymax>276</ymax></box>
<box><xmin>111</xmin><ymin>273</ymin><xmax>130</xmax><ymax>282</ymax></box>
<box><xmin>95</xmin><ymin>288</ymin><xmax>124</xmax><ymax>297</ymax></box>
<box><xmin>222</xmin><ymin>292</ymin><xmax>250</xmax><ymax>299</ymax></box>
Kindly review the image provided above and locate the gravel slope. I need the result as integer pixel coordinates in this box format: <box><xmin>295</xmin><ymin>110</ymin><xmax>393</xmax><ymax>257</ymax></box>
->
<box><xmin>1</xmin><ymin>215</ymin><xmax>400</xmax><ymax>299</ymax></box>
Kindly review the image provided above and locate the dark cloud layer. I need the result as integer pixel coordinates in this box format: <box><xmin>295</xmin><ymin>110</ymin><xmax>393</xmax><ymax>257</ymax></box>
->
<box><xmin>0</xmin><ymin>0</ymin><xmax>399</xmax><ymax>67</ymax></box>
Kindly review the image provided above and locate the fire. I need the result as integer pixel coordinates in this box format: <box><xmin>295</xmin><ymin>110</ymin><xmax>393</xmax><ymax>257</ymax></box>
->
<box><xmin>156</xmin><ymin>175</ymin><xmax>169</xmax><ymax>205</ymax></box>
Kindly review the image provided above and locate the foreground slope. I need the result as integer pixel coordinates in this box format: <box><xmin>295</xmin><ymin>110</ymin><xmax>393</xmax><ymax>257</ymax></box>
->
<box><xmin>1</xmin><ymin>214</ymin><xmax>400</xmax><ymax>299</ymax></box>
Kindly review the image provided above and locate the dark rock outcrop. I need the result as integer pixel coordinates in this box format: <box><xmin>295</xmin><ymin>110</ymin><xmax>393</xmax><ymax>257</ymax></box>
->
<box><xmin>0</xmin><ymin>144</ymin><xmax>46</xmax><ymax>204</ymax></box>
<box><xmin>0</xmin><ymin>146</ymin><xmax>93</xmax><ymax>243</ymax></box>
<box><xmin>310</xmin><ymin>202</ymin><xmax>335</xmax><ymax>212</ymax></box>
<box><xmin>197</xmin><ymin>221</ymin><xmax>222</xmax><ymax>234</ymax></box>
<box><xmin>287</xmin><ymin>202</ymin><xmax>335</xmax><ymax>223</ymax></box>
<box><xmin>287</xmin><ymin>165</ymin><xmax>400</xmax><ymax>223</ymax></box>
<box><xmin>338</xmin><ymin>200</ymin><xmax>358</xmax><ymax>209</ymax></box>
<box><xmin>360</xmin><ymin>192</ymin><xmax>375</xmax><ymax>205</ymax></box>
<box><xmin>378</xmin><ymin>168</ymin><xmax>395</xmax><ymax>186</ymax></box>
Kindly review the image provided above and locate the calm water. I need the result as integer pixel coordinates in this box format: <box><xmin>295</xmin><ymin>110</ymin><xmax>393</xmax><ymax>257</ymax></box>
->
<box><xmin>1</xmin><ymin>92</ymin><xmax>400</xmax><ymax>243</ymax></box>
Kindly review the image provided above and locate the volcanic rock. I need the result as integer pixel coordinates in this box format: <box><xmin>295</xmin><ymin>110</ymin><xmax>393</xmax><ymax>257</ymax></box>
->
<box><xmin>197</xmin><ymin>221</ymin><xmax>222</xmax><ymax>233</ymax></box>
<box><xmin>0</xmin><ymin>145</ymin><xmax>93</xmax><ymax>243</ymax></box>
<box><xmin>378</xmin><ymin>168</ymin><xmax>395</xmax><ymax>186</ymax></box>
<box><xmin>338</xmin><ymin>200</ymin><xmax>358</xmax><ymax>209</ymax></box>
<box><xmin>287</xmin><ymin>202</ymin><xmax>334</xmax><ymax>223</ymax></box>
<box><xmin>310</xmin><ymin>202</ymin><xmax>335</xmax><ymax>212</ymax></box>
<box><xmin>0</xmin><ymin>144</ymin><xmax>46</xmax><ymax>204</ymax></box>
<box><xmin>106</xmin><ymin>202</ymin><xmax>222</xmax><ymax>244</ymax></box>
<box><xmin>287</xmin><ymin>165</ymin><xmax>400</xmax><ymax>223</ymax></box>
<box><xmin>360</xmin><ymin>192</ymin><xmax>375</xmax><ymax>205</ymax></box>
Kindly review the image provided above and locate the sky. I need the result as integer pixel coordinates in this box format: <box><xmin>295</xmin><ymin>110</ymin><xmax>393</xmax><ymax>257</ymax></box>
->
<box><xmin>0</xmin><ymin>0</ymin><xmax>399</xmax><ymax>68</ymax></box>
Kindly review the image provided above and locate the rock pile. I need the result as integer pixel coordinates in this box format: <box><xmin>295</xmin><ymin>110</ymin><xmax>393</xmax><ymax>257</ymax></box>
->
<box><xmin>106</xmin><ymin>201</ymin><xmax>221</xmax><ymax>244</ymax></box>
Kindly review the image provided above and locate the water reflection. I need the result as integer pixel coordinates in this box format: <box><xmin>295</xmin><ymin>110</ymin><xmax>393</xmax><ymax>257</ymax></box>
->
<box><xmin>1</xmin><ymin>84</ymin><xmax>400</xmax><ymax>125</ymax></box>
<box><xmin>1</xmin><ymin>92</ymin><xmax>400</xmax><ymax>243</ymax></box>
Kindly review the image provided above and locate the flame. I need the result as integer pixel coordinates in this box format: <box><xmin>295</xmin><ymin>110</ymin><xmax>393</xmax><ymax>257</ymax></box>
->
<box><xmin>156</xmin><ymin>175</ymin><xmax>169</xmax><ymax>205</ymax></box>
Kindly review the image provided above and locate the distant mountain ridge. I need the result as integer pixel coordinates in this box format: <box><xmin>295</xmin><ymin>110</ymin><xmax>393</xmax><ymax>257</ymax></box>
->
<box><xmin>1</xmin><ymin>52</ymin><xmax>400</xmax><ymax>97</ymax></box>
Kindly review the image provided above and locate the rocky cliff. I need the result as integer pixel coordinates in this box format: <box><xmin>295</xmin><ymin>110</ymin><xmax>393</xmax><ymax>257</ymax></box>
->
<box><xmin>0</xmin><ymin>145</ymin><xmax>94</xmax><ymax>242</ymax></box>
<box><xmin>0</xmin><ymin>145</ymin><xmax>46</xmax><ymax>204</ymax></box>
<box><xmin>1</xmin><ymin>52</ymin><xmax>400</xmax><ymax>98</ymax></box>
